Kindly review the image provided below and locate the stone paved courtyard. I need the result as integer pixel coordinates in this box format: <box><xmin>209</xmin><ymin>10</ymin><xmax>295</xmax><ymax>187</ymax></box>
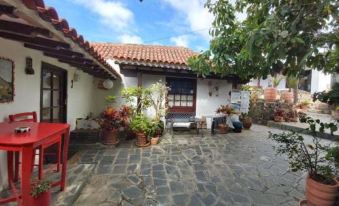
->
<box><xmin>52</xmin><ymin>124</ymin><xmax>320</xmax><ymax>206</ymax></box>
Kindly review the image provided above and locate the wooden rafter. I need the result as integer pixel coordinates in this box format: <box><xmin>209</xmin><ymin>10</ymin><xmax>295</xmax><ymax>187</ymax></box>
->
<box><xmin>0</xmin><ymin>19</ymin><xmax>115</xmax><ymax>79</ymax></box>
<box><xmin>0</xmin><ymin>5</ymin><xmax>16</xmax><ymax>17</ymax></box>
<box><xmin>0</xmin><ymin>20</ymin><xmax>50</xmax><ymax>37</ymax></box>
<box><xmin>0</xmin><ymin>31</ymin><xmax>69</xmax><ymax>48</ymax></box>
<box><xmin>24</xmin><ymin>43</ymin><xmax>84</xmax><ymax>57</ymax></box>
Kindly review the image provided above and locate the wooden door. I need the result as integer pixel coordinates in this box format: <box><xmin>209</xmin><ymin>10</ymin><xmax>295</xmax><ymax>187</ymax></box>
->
<box><xmin>40</xmin><ymin>62</ymin><xmax>67</xmax><ymax>123</ymax></box>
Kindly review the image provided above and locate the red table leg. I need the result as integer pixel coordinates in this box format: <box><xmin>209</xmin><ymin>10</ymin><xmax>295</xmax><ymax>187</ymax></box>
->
<box><xmin>6</xmin><ymin>151</ymin><xmax>14</xmax><ymax>187</ymax></box>
<box><xmin>21</xmin><ymin>146</ymin><xmax>34</xmax><ymax>206</ymax></box>
<box><xmin>60</xmin><ymin>128</ymin><xmax>70</xmax><ymax>191</ymax></box>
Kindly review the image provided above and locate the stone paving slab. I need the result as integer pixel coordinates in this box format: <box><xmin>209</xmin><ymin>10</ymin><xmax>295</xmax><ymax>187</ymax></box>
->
<box><xmin>64</xmin><ymin>125</ymin><xmax>322</xmax><ymax>206</ymax></box>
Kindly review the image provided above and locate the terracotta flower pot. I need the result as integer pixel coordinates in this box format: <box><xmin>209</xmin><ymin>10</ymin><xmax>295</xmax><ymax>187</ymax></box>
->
<box><xmin>264</xmin><ymin>87</ymin><xmax>277</xmax><ymax>102</ymax></box>
<box><xmin>305</xmin><ymin>175</ymin><xmax>339</xmax><ymax>206</ymax></box>
<box><xmin>32</xmin><ymin>190</ymin><xmax>51</xmax><ymax>206</ymax></box>
<box><xmin>135</xmin><ymin>132</ymin><xmax>149</xmax><ymax>147</ymax></box>
<box><xmin>218</xmin><ymin>124</ymin><xmax>229</xmax><ymax>134</ymax></box>
<box><xmin>242</xmin><ymin>117</ymin><xmax>252</xmax><ymax>129</ymax></box>
<box><xmin>281</xmin><ymin>91</ymin><xmax>294</xmax><ymax>103</ymax></box>
<box><xmin>151</xmin><ymin>136</ymin><xmax>159</xmax><ymax>145</ymax></box>
<box><xmin>299</xmin><ymin>199</ymin><xmax>307</xmax><ymax>206</ymax></box>
<box><xmin>332</xmin><ymin>110</ymin><xmax>339</xmax><ymax>120</ymax></box>
<box><xmin>102</xmin><ymin>128</ymin><xmax>119</xmax><ymax>145</ymax></box>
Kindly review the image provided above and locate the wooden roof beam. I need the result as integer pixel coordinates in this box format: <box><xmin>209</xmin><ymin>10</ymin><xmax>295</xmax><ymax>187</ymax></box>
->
<box><xmin>24</xmin><ymin>43</ymin><xmax>84</xmax><ymax>57</ymax></box>
<box><xmin>0</xmin><ymin>31</ymin><xmax>69</xmax><ymax>48</ymax></box>
<box><xmin>0</xmin><ymin>20</ymin><xmax>50</xmax><ymax>37</ymax></box>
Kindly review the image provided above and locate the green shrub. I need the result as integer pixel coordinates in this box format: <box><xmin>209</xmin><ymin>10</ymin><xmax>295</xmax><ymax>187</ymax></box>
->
<box><xmin>129</xmin><ymin>114</ymin><xmax>150</xmax><ymax>133</ymax></box>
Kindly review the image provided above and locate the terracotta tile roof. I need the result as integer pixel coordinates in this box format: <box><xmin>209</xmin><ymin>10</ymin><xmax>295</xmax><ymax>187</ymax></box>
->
<box><xmin>91</xmin><ymin>43</ymin><xmax>198</xmax><ymax>70</ymax></box>
<box><xmin>20</xmin><ymin>0</ymin><xmax>120</xmax><ymax>79</ymax></box>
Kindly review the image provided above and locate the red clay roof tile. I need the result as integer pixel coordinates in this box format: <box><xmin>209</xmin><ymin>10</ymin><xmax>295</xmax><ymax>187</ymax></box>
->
<box><xmin>91</xmin><ymin>43</ymin><xmax>198</xmax><ymax>69</ymax></box>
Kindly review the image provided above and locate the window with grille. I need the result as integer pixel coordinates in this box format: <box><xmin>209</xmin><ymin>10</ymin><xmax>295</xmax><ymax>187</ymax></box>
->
<box><xmin>166</xmin><ymin>78</ymin><xmax>196</xmax><ymax>112</ymax></box>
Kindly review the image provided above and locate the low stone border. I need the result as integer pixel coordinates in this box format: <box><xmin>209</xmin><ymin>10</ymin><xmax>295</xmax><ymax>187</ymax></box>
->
<box><xmin>267</xmin><ymin>121</ymin><xmax>339</xmax><ymax>141</ymax></box>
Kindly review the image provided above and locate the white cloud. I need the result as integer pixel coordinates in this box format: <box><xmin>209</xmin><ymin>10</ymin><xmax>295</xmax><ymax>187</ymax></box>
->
<box><xmin>170</xmin><ymin>35</ymin><xmax>190</xmax><ymax>47</ymax></box>
<box><xmin>119</xmin><ymin>34</ymin><xmax>143</xmax><ymax>44</ymax></box>
<box><xmin>162</xmin><ymin>0</ymin><xmax>213</xmax><ymax>40</ymax></box>
<box><xmin>73</xmin><ymin>0</ymin><xmax>134</xmax><ymax>31</ymax></box>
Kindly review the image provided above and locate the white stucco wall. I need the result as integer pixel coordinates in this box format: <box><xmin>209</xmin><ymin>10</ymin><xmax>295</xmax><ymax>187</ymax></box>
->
<box><xmin>311</xmin><ymin>70</ymin><xmax>332</xmax><ymax>93</ymax></box>
<box><xmin>0</xmin><ymin>38</ymin><xmax>116</xmax><ymax>189</ymax></box>
<box><xmin>248</xmin><ymin>76</ymin><xmax>286</xmax><ymax>90</ymax></box>
<box><xmin>249</xmin><ymin>71</ymin><xmax>332</xmax><ymax>93</ymax></box>
<box><xmin>195</xmin><ymin>78</ymin><xmax>232</xmax><ymax>116</ymax></box>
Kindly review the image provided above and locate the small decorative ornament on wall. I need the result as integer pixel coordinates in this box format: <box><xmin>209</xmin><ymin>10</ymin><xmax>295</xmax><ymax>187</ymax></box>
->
<box><xmin>0</xmin><ymin>57</ymin><xmax>14</xmax><ymax>103</ymax></box>
<box><xmin>25</xmin><ymin>57</ymin><xmax>35</xmax><ymax>75</ymax></box>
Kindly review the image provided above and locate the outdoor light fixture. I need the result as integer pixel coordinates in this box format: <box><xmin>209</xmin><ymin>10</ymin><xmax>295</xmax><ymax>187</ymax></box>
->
<box><xmin>25</xmin><ymin>57</ymin><xmax>35</xmax><ymax>75</ymax></box>
<box><xmin>102</xmin><ymin>79</ymin><xmax>114</xmax><ymax>89</ymax></box>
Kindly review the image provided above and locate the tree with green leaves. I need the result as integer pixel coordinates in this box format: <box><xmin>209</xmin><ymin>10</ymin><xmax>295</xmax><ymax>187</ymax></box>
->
<box><xmin>188</xmin><ymin>0</ymin><xmax>338</xmax><ymax>81</ymax></box>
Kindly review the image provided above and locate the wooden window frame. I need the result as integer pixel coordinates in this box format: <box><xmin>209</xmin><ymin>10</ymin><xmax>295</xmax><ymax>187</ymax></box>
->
<box><xmin>166</xmin><ymin>77</ymin><xmax>197</xmax><ymax>113</ymax></box>
<box><xmin>40</xmin><ymin>62</ymin><xmax>67</xmax><ymax>123</ymax></box>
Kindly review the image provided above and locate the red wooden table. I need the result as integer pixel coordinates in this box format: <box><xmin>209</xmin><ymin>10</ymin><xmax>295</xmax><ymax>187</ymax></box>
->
<box><xmin>0</xmin><ymin>122</ymin><xmax>70</xmax><ymax>206</ymax></box>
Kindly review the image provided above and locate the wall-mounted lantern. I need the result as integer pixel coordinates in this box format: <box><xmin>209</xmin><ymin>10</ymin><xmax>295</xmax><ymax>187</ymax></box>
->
<box><xmin>25</xmin><ymin>57</ymin><xmax>35</xmax><ymax>75</ymax></box>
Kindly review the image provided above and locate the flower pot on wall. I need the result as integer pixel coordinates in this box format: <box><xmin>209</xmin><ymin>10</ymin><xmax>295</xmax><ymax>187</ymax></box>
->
<box><xmin>102</xmin><ymin>128</ymin><xmax>119</xmax><ymax>145</ymax></box>
<box><xmin>281</xmin><ymin>91</ymin><xmax>293</xmax><ymax>103</ymax></box>
<box><xmin>264</xmin><ymin>87</ymin><xmax>277</xmax><ymax>102</ymax></box>
<box><xmin>305</xmin><ymin>175</ymin><xmax>338</xmax><ymax>206</ymax></box>
<box><xmin>32</xmin><ymin>191</ymin><xmax>51</xmax><ymax>206</ymax></box>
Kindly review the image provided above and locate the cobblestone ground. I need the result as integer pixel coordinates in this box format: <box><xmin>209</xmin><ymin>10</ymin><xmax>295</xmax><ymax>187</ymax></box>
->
<box><xmin>71</xmin><ymin>125</ymin><xmax>307</xmax><ymax>206</ymax></box>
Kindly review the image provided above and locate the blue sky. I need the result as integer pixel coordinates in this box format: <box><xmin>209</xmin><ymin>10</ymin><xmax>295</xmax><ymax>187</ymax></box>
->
<box><xmin>44</xmin><ymin>0</ymin><xmax>213</xmax><ymax>52</ymax></box>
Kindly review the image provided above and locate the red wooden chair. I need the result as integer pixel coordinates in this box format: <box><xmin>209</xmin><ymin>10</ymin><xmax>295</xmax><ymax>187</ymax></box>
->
<box><xmin>8</xmin><ymin>112</ymin><xmax>61</xmax><ymax>181</ymax></box>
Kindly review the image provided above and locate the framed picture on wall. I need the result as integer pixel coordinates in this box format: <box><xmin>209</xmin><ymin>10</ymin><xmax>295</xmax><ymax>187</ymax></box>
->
<box><xmin>0</xmin><ymin>57</ymin><xmax>14</xmax><ymax>103</ymax></box>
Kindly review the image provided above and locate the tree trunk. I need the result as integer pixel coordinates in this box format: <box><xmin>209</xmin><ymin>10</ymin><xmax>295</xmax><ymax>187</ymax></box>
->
<box><xmin>293</xmin><ymin>86</ymin><xmax>298</xmax><ymax>104</ymax></box>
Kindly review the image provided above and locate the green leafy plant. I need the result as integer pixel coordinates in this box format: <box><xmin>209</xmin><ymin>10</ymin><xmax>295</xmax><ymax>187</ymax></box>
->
<box><xmin>286</xmin><ymin>76</ymin><xmax>298</xmax><ymax>89</ymax></box>
<box><xmin>129</xmin><ymin>114</ymin><xmax>150</xmax><ymax>134</ymax></box>
<box><xmin>272</xmin><ymin>76</ymin><xmax>283</xmax><ymax>88</ymax></box>
<box><xmin>313</xmin><ymin>83</ymin><xmax>339</xmax><ymax>106</ymax></box>
<box><xmin>188</xmin><ymin>0</ymin><xmax>338</xmax><ymax>80</ymax></box>
<box><xmin>121</xmin><ymin>87</ymin><xmax>152</xmax><ymax>116</ymax></box>
<box><xmin>31</xmin><ymin>180</ymin><xmax>51</xmax><ymax>199</ymax></box>
<box><xmin>269</xmin><ymin>117</ymin><xmax>339</xmax><ymax>185</ymax></box>
<box><xmin>149</xmin><ymin>81</ymin><xmax>169</xmax><ymax>121</ymax></box>
<box><xmin>105</xmin><ymin>95</ymin><xmax>116</xmax><ymax>104</ymax></box>
<box><xmin>147</xmin><ymin>119</ymin><xmax>164</xmax><ymax>137</ymax></box>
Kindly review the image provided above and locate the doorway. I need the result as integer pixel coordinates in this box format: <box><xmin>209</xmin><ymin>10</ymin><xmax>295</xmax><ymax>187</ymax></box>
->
<box><xmin>40</xmin><ymin>62</ymin><xmax>67</xmax><ymax>123</ymax></box>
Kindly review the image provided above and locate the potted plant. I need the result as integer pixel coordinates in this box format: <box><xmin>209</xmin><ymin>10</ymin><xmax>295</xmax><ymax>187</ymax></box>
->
<box><xmin>264</xmin><ymin>75</ymin><xmax>282</xmax><ymax>102</ymax></box>
<box><xmin>273</xmin><ymin>109</ymin><xmax>285</xmax><ymax>122</ymax></box>
<box><xmin>240</xmin><ymin>113</ymin><xmax>252</xmax><ymax>129</ymax></box>
<box><xmin>31</xmin><ymin>180</ymin><xmax>51</xmax><ymax>206</ymax></box>
<box><xmin>99</xmin><ymin>106</ymin><xmax>125</xmax><ymax>145</ymax></box>
<box><xmin>296</xmin><ymin>100</ymin><xmax>312</xmax><ymax>111</ymax></box>
<box><xmin>216</xmin><ymin>104</ymin><xmax>235</xmax><ymax>115</ymax></box>
<box><xmin>217</xmin><ymin>123</ymin><xmax>229</xmax><ymax>134</ymax></box>
<box><xmin>313</xmin><ymin>83</ymin><xmax>339</xmax><ymax>120</ymax></box>
<box><xmin>333</xmin><ymin>106</ymin><xmax>339</xmax><ymax>121</ymax></box>
<box><xmin>281</xmin><ymin>76</ymin><xmax>298</xmax><ymax>103</ymax></box>
<box><xmin>148</xmin><ymin>120</ymin><xmax>163</xmax><ymax>145</ymax></box>
<box><xmin>130</xmin><ymin>114</ymin><xmax>150</xmax><ymax>147</ymax></box>
<box><xmin>285</xmin><ymin>110</ymin><xmax>298</xmax><ymax>122</ymax></box>
<box><xmin>269</xmin><ymin>117</ymin><xmax>339</xmax><ymax>206</ymax></box>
